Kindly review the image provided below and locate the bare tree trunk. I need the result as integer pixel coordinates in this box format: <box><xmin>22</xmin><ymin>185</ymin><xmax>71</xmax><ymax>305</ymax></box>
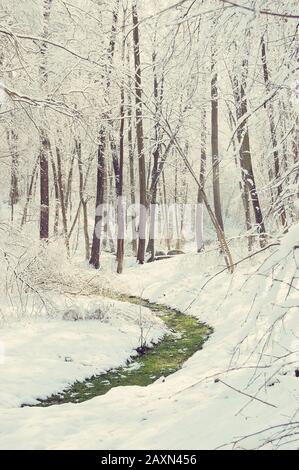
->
<box><xmin>127</xmin><ymin>68</ymin><xmax>137</xmax><ymax>254</ymax></box>
<box><xmin>21</xmin><ymin>157</ymin><xmax>39</xmax><ymax>227</ymax></box>
<box><xmin>196</xmin><ymin>107</ymin><xmax>207</xmax><ymax>252</ymax></box>
<box><xmin>116</xmin><ymin>12</ymin><xmax>126</xmax><ymax>274</ymax></box>
<box><xmin>89</xmin><ymin>130</ymin><xmax>106</xmax><ymax>269</ymax></box>
<box><xmin>55</xmin><ymin>145</ymin><xmax>69</xmax><ymax>254</ymax></box>
<box><xmin>228</xmin><ymin>106</ymin><xmax>253</xmax><ymax>251</ymax></box>
<box><xmin>233</xmin><ymin>71</ymin><xmax>266</xmax><ymax>247</ymax></box>
<box><xmin>76</xmin><ymin>140</ymin><xmax>90</xmax><ymax>260</ymax></box>
<box><xmin>39</xmin><ymin>0</ymin><xmax>53</xmax><ymax>241</ymax></box>
<box><xmin>40</xmin><ymin>132</ymin><xmax>50</xmax><ymax>240</ymax></box>
<box><xmin>50</xmin><ymin>154</ymin><xmax>59</xmax><ymax>236</ymax></box>
<box><xmin>261</xmin><ymin>35</ymin><xmax>287</xmax><ymax>230</ymax></box>
<box><xmin>211</xmin><ymin>51</ymin><xmax>224</xmax><ymax>232</ymax></box>
<box><xmin>172</xmin><ymin>134</ymin><xmax>234</xmax><ymax>272</ymax></box>
<box><xmin>147</xmin><ymin>52</ymin><xmax>164</xmax><ymax>260</ymax></box>
<box><xmin>162</xmin><ymin>170</ymin><xmax>171</xmax><ymax>251</ymax></box>
<box><xmin>65</xmin><ymin>150</ymin><xmax>75</xmax><ymax>220</ymax></box>
<box><xmin>7</xmin><ymin>130</ymin><xmax>20</xmax><ymax>222</ymax></box>
<box><xmin>89</xmin><ymin>2</ymin><xmax>119</xmax><ymax>268</ymax></box>
<box><xmin>132</xmin><ymin>1</ymin><xmax>147</xmax><ymax>264</ymax></box>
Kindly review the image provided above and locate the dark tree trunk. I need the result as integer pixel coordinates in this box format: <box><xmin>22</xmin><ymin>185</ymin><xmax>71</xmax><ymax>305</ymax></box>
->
<box><xmin>211</xmin><ymin>53</ymin><xmax>224</xmax><ymax>232</ymax></box>
<box><xmin>147</xmin><ymin>52</ymin><xmax>163</xmax><ymax>261</ymax></box>
<box><xmin>7</xmin><ymin>130</ymin><xmax>20</xmax><ymax>222</ymax></box>
<box><xmin>40</xmin><ymin>133</ymin><xmax>50</xmax><ymax>240</ymax></box>
<box><xmin>89</xmin><ymin>130</ymin><xmax>106</xmax><ymax>269</ymax></box>
<box><xmin>89</xmin><ymin>2</ymin><xmax>119</xmax><ymax>268</ymax></box>
<box><xmin>39</xmin><ymin>0</ymin><xmax>53</xmax><ymax>241</ymax></box>
<box><xmin>233</xmin><ymin>72</ymin><xmax>267</xmax><ymax>247</ymax></box>
<box><xmin>116</xmin><ymin>14</ymin><xmax>126</xmax><ymax>274</ymax></box>
<box><xmin>132</xmin><ymin>1</ymin><xmax>147</xmax><ymax>264</ymax></box>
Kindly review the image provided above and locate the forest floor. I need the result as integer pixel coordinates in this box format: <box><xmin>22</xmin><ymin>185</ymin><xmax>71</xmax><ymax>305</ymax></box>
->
<box><xmin>0</xmin><ymin>230</ymin><xmax>298</xmax><ymax>449</ymax></box>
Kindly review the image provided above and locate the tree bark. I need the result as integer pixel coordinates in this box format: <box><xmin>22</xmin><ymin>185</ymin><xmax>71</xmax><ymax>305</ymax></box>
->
<box><xmin>39</xmin><ymin>0</ymin><xmax>53</xmax><ymax>241</ymax></box>
<box><xmin>116</xmin><ymin>12</ymin><xmax>126</xmax><ymax>274</ymax></box>
<box><xmin>76</xmin><ymin>140</ymin><xmax>90</xmax><ymax>261</ymax></box>
<box><xmin>196</xmin><ymin>107</ymin><xmax>207</xmax><ymax>252</ymax></box>
<box><xmin>211</xmin><ymin>52</ymin><xmax>224</xmax><ymax>232</ymax></box>
<box><xmin>261</xmin><ymin>35</ymin><xmax>287</xmax><ymax>230</ymax></box>
<box><xmin>89</xmin><ymin>1</ymin><xmax>119</xmax><ymax>268</ymax></box>
<box><xmin>132</xmin><ymin>1</ymin><xmax>147</xmax><ymax>264</ymax></box>
<box><xmin>233</xmin><ymin>71</ymin><xmax>267</xmax><ymax>247</ymax></box>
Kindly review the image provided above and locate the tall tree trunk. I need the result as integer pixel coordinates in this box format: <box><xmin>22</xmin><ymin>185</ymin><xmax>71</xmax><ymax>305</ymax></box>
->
<box><xmin>162</xmin><ymin>170</ymin><xmax>171</xmax><ymax>251</ymax></box>
<box><xmin>127</xmin><ymin>61</ymin><xmax>137</xmax><ymax>254</ymax></box>
<box><xmin>211</xmin><ymin>51</ymin><xmax>224</xmax><ymax>232</ymax></box>
<box><xmin>233</xmin><ymin>71</ymin><xmax>267</xmax><ymax>247</ymax></box>
<box><xmin>116</xmin><ymin>12</ymin><xmax>126</xmax><ymax>274</ymax></box>
<box><xmin>89</xmin><ymin>1</ymin><xmax>119</xmax><ymax>268</ymax></box>
<box><xmin>132</xmin><ymin>1</ymin><xmax>147</xmax><ymax>264</ymax></box>
<box><xmin>21</xmin><ymin>157</ymin><xmax>39</xmax><ymax>227</ymax></box>
<box><xmin>39</xmin><ymin>0</ymin><xmax>53</xmax><ymax>241</ymax></box>
<box><xmin>55</xmin><ymin>145</ymin><xmax>69</xmax><ymax>254</ymax></box>
<box><xmin>65</xmin><ymin>150</ymin><xmax>75</xmax><ymax>220</ymax></box>
<box><xmin>40</xmin><ymin>132</ymin><xmax>50</xmax><ymax>240</ymax></box>
<box><xmin>196</xmin><ymin>107</ymin><xmax>207</xmax><ymax>252</ymax></box>
<box><xmin>228</xmin><ymin>108</ymin><xmax>253</xmax><ymax>251</ymax></box>
<box><xmin>50</xmin><ymin>154</ymin><xmax>59</xmax><ymax>236</ymax></box>
<box><xmin>76</xmin><ymin>140</ymin><xmax>90</xmax><ymax>261</ymax></box>
<box><xmin>147</xmin><ymin>51</ymin><xmax>163</xmax><ymax>261</ymax></box>
<box><xmin>7</xmin><ymin>130</ymin><xmax>20</xmax><ymax>222</ymax></box>
<box><xmin>261</xmin><ymin>35</ymin><xmax>287</xmax><ymax>230</ymax></box>
<box><xmin>89</xmin><ymin>130</ymin><xmax>106</xmax><ymax>269</ymax></box>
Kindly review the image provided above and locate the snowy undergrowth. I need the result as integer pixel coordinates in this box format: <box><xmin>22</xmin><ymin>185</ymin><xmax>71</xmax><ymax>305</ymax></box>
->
<box><xmin>0</xmin><ymin>294</ymin><xmax>166</xmax><ymax>409</ymax></box>
<box><xmin>0</xmin><ymin>228</ymin><xmax>298</xmax><ymax>449</ymax></box>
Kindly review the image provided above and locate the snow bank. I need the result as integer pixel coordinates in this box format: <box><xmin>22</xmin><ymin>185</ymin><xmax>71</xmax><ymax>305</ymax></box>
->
<box><xmin>0</xmin><ymin>296</ymin><xmax>166</xmax><ymax>409</ymax></box>
<box><xmin>0</xmin><ymin>230</ymin><xmax>298</xmax><ymax>449</ymax></box>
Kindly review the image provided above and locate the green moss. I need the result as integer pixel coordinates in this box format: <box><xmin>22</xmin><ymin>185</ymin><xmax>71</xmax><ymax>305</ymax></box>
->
<box><xmin>33</xmin><ymin>296</ymin><xmax>212</xmax><ymax>407</ymax></box>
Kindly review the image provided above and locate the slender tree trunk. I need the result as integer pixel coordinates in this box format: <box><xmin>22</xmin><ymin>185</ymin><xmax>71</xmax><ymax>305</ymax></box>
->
<box><xmin>196</xmin><ymin>107</ymin><xmax>207</xmax><ymax>252</ymax></box>
<box><xmin>233</xmin><ymin>72</ymin><xmax>266</xmax><ymax>247</ymax></box>
<box><xmin>147</xmin><ymin>51</ymin><xmax>163</xmax><ymax>260</ymax></box>
<box><xmin>89</xmin><ymin>130</ymin><xmax>106</xmax><ymax>269</ymax></box>
<box><xmin>116</xmin><ymin>12</ymin><xmax>126</xmax><ymax>274</ymax></box>
<box><xmin>89</xmin><ymin>2</ymin><xmax>119</xmax><ymax>268</ymax></box>
<box><xmin>7</xmin><ymin>130</ymin><xmax>20</xmax><ymax>222</ymax></box>
<box><xmin>21</xmin><ymin>157</ymin><xmax>39</xmax><ymax>227</ymax></box>
<box><xmin>65</xmin><ymin>150</ymin><xmax>75</xmax><ymax>219</ymax></box>
<box><xmin>55</xmin><ymin>145</ymin><xmax>69</xmax><ymax>254</ymax></box>
<box><xmin>261</xmin><ymin>35</ymin><xmax>287</xmax><ymax>230</ymax></box>
<box><xmin>132</xmin><ymin>1</ymin><xmax>147</xmax><ymax>264</ymax></box>
<box><xmin>40</xmin><ymin>132</ymin><xmax>50</xmax><ymax>240</ymax></box>
<box><xmin>39</xmin><ymin>0</ymin><xmax>53</xmax><ymax>241</ymax></box>
<box><xmin>211</xmin><ymin>52</ymin><xmax>224</xmax><ymax>232</ymax></box>
<box><xmin>162</xmin><ymin>170</ymin><xmax>171</xmax><ymax>251</ymax></box>
<box><xmin>127</xmin><ymin>71</ymin><xmax>137</xmax><ymax>254</ymax></box>
<box><xmin>50</xmin><ymin>155</ymin><xmax>59</xmax><ymax>236</ymax></box>
<box><xmin>76</xmin><ymin>140</ymin><xmax>90</xmax><ymax>260</ymax></box>
<box><xmin>228</xmin><ymin>106</ymin><xmax>253</xmax><ymax>251</ymax></box>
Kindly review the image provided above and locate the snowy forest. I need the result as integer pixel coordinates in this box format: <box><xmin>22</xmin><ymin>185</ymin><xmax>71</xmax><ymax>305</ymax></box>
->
<box><xmin>0</xmin><ymin>0</ymin><xmax>298</xmax><ymax>451</ymax></box>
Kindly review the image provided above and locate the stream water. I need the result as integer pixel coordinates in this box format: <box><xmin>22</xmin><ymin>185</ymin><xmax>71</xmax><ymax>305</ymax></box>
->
<box><xmin>33</xmin><ymin>295</ymin><xmax>212</xmax><ymax>407</ymax></box>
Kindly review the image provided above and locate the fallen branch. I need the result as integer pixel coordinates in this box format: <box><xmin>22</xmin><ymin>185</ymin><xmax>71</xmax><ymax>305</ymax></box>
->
<box><xmin>214</xmin><ymin>378</ymin><xmax>277</xmax><ymax>408</ymax></box>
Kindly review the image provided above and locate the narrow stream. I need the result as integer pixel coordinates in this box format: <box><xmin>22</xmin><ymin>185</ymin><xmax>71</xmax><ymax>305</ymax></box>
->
<box><xmin>33</xmin><ymin>295</ymin><xmax>212</xmax><ymax>407</ymax></box>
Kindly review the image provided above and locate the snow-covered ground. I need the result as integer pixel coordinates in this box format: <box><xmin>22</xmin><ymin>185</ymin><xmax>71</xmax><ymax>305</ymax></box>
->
<box><xmin>0</xmin><ymin>228</ymin><xmax>298</xmax><ymax>450</ymax></box>
<box><xmin>0</xmin><ymin>296</ymin><xmax>165</xmax><ymax>409</ymax></box>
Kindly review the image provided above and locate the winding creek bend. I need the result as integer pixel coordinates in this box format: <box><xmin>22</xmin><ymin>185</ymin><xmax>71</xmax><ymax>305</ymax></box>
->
<box><xmin>32</xmin><ymin>295</ymin><xmax>212</xmax><ymax>407</ymax></box>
